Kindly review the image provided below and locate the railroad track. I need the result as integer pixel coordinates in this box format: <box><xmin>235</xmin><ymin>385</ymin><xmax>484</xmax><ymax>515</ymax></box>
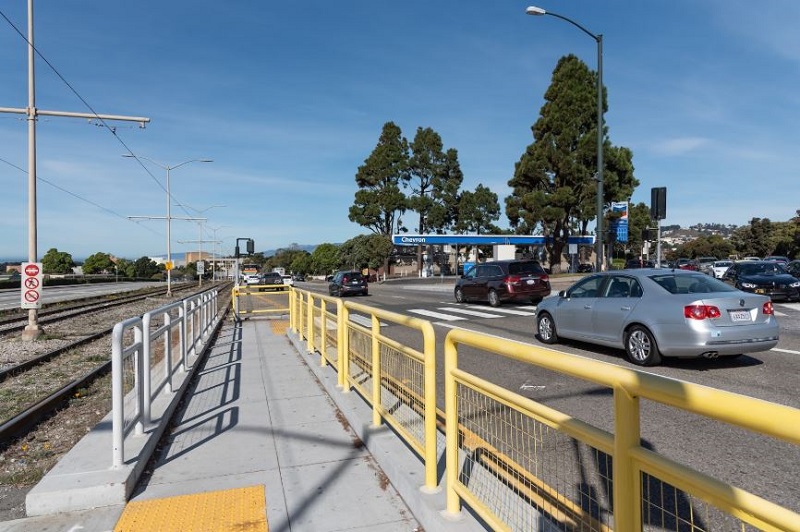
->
<box><xmin>0</xmin><ymin>283</ymin><xmax>233</xmax><ymax>454</ymax></box>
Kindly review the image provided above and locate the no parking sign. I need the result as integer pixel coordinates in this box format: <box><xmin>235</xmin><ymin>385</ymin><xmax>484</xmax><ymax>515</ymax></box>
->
<box><xmin>21</xmin><ymin>262</ymin><xmax>43</xmax><ymax>309</ymax></box>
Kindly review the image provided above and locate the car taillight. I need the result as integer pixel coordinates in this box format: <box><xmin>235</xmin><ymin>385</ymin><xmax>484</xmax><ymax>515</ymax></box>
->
<box><xmin>763</xmin><ymin>301</ymin><xmax>774</xmax><ymax>315</ymax></box>
<box><xmin>505</xmin><ymin>275</ymin><xmax>521</xmax><ymax>284</ymax></box>
<box><xmin>342</xmin><ymin>276</ymin><xmax>349</xmax><ymax>283</ymax></box>
<box><xmin>684</xmin><ymin>305</ymin><xmax>721</xmax><ymax>320</ymax></box>
<box><xmin>540</xmin><ymin>274</ymin><xmax>549</xmax><ymax>283</ymax></box>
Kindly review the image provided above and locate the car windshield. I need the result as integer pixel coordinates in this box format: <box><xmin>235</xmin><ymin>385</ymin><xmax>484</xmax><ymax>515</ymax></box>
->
<box><xmin>714</xmin><ymin>261</ymin><xmax>732</xmax><ymax>267</ymax></box>
<box><xmin>740</xmin><ymin>263</ymin><xmax>786</xmax><ymax>275</ymax></box>
<box><xmin>650</xmin><ymin>274</ymin><xmax>736</xmax><ymax>294</ymax></box>
<box><xmin>508</xmin><ymin>262</ymin><xmax>543</xmax><ymax>275</ymax></box>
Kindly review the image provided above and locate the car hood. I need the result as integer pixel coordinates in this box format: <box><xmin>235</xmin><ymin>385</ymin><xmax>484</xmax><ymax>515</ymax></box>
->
<box><xmin>738</xmin><ymin>273</ymin><xmax>798</xmax><ymax>283</ymax></box>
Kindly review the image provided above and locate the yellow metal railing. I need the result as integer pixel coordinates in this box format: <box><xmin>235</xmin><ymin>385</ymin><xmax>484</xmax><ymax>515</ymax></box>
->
<box><xmin>443</xmin><ymin>327</ymin><xmax>800</xmax><ymax>532</ymax></box>
<box><xmin>289</xmin><ymin>288</ymin><xmax>438</xmax><ymax>491</ymax></box>
<box><xmin>289</xmin><ymin>288</ymin><xmax>800</xmax><ymax>531</ymax></box>
<box><xmin>232</xmin><ymin>284</ymin><xmax>290</xmax><ymax>319</ymax></box>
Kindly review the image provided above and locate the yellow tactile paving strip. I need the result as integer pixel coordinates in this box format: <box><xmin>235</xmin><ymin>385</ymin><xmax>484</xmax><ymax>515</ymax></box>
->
<box><xmin>269</xmin><ymin>319</ymin><xmax>290</xmax><ymax>335</ymax></box>
<box><xmin>114</xmin><ymin>485</ymin><xmax>267</xmax><ymax>532</ymax></box>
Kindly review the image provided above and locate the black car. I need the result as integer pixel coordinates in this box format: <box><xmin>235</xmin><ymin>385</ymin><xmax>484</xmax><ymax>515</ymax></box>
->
<box><xmin>722</xmin><ymin>260</ymin><xmax>800</xmax><ymax>302</ymax></box>
<box><xmin>328</xmin><ymin>270</ymin><xmax>368</xmax><ymax>297</ymax></box>
<box><xmin>454</xmin><ymin>259</ymin><xmax>551</xmax><ymax>307</ymax></box>
<box><xmin>576</xmin><ymin>263</ymin><xmax>594</xmax><ymax>273</ymax></box>
<box><xmin>259</xmin><ymin>271</ymin><xmax>285</xmax><ymax>291</ymax></box>
<box><xmin>624</xmin><ymin>258</ymin><xmax>655</xmax><ymax>269</ymax></box>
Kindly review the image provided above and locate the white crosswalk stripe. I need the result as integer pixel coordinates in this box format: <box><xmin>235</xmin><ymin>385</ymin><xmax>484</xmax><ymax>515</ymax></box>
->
<box><xmin>437</xmin><ymin>307</ymin><xmax>504</xmax><ymax>318</ymax></box>
<box><xmin>453</xmin><ymin>305</ymin><xmax>537</xmax><ymax>316</ymax></box>
<box><xmin>408</xmin><ymin>309</ymin><xmax>467</xmax><ymax>321</ymax></box>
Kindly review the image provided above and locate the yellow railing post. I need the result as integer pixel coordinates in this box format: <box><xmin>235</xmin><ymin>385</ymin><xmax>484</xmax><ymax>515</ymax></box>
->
<box><xmin>319</xmin><ymin>299</ymin><xmax>328</xmax><ymax>367</ymax></box>
<box><xmin>371</xmin><ymin>314</ymin><xmax>382</xmax><ymax>428</ymax></box>
<box><xmin>337</xmin><ymin>299</ymin><xmax>348</xmax><ymax>391</ymax></box>
<box><xmin>614</xmin><ymin>384</ymin><xmax>641</xmax><ymax>532</ymax></box>
<box><xmin>421</xmin><ymin>320</ymin><xmax>439</xmax><ymax>493</ymax></box>
<box><xmin>306</xmin><ymin>293</ymin><xmax>315</xmax><ymax>354</ymax></box>
<box><xmin>288</xmin><ymin>288</ymin><xmax>296</xmax><ymax>332</ymax></box>
<box><xmin>443</xmin><ymin>331</ymin><xmax>462</xmax><ymax>517</ymax></box>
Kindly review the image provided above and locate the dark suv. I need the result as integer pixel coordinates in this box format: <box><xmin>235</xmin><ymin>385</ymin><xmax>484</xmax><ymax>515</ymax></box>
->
<box><xmin>259</xmin><ymin>271</ymin><xmax>285</xmax><ymax>291</ymax></box>
<box><xmin>328</xmin><ymin>270</ymin><xmax>369</xmax><ymax>297</ymax></box>
<box><xmin>454</xmin><ymin>260</ymin><xmax>551</xmax><ymax>306</ymax></box>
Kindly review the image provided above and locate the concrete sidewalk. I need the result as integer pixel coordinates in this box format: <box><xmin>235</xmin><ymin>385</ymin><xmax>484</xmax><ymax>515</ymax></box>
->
<box><xmin>0</xmin><ymin>317</ymin><xmax>424</xmax><ymax>531</ymax></box>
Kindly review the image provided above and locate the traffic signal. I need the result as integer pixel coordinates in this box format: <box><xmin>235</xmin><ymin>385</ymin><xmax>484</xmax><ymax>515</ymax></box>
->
<box><xmin>650</xmin><ymin>187</ymin><xmax>667</xmax><ymax>220</ymax></box>
<box><xmin>642</xmin><ymin>228</ymin><xmax>651</xmax><ymax>241</ymax></box>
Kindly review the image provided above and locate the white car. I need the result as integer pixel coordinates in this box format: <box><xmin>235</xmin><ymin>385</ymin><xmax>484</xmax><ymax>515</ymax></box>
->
<box><xmin>710</xmin><ymin>260</ymin><xmax>733</xmax><ymax>279</ymax></box>
<box><xmin>281</xmin><ymin>275</ymin><xmax>294</xmax><ymax>287</ymax></box>
<box><xmin>245</xmin><ymin>274</ymin><xmax>261</xmax><ymax>285</ymax></box>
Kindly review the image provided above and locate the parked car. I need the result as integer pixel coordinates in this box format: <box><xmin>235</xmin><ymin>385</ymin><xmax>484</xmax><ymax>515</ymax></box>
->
<box><xmin>786</xmin><ymin>260</ymin><xmax>800</xmax><ymax>278</ymax></box>
<box><xmin>454</xmin><ymin>259</ymin><xmax>550</xmax><ymax>306</ymax></box>
<box><xmin>709</xmin><ymin>260</ymin><xmax>733</xmax><ymax>279</ymax></box>
<box><xmin>763</xmin><ymin>255</ymin><xmax>790</xmax><ymax>265</ymax></box>
<box><xmin>293</xmin><ymin>274</ymin><xmax>306</xmax><ymax>282</ymax></box>
<box><xmin>676</xmin><ymin>258</ymin><xmax>696</xmax><ymax>270</ymax></box>
<box><xmin>576</xmin><ymin>263</ymin><xmax>594</xmax><ymax>273</ymax></box>
<box><xmin>722</xmin><ymin>261</ymin><xmax>800</xmax><ymax>302</ymax></box>
<box><xmin>281</xmin><ymin>275</ymin><xmax>294</xmax><ymax>287</ymax></box>
<box><xmin>535</xmin><ymin>269</ymin><xmax>779</xmax><ymax>366</ymax></box>
<box><xmin>328</xmin><ymin>270</ymin><xmax>368</xmax><ymax>297</ymax></box>
<box><xmin>245</xmin><ymin>274</ymin><xmax>261</xmax><ymax>285</ymax></box>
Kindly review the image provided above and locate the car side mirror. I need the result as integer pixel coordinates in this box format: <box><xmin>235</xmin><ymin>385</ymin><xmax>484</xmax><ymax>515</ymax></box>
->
<box><xmin>559</xmin><ymin>290</ymin><xmax>568</xmax><ymax>298</ymax></box>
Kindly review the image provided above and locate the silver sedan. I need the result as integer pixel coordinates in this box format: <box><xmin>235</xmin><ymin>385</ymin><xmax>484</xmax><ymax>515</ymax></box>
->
<box><xmin>535</xmin><ymin>269</ymin><xmax>779</xmax><ymax>366</ymax></box>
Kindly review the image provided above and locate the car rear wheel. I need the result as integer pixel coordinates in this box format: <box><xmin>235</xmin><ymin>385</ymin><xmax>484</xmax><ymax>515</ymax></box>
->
<box><xmin>625</xmin><ymin>325</ymin><xmax>662</xmax><ymax>366</ymax></box>
<box><xmin>455</xmin><ymin>287</ymin><xmax>466</xmax><ymax>303</ymax></box>
<box><xmin>537</xmin><ymin>313</ymin><xmax>558</xmax><ymax>344</ymax></box>
<box><xmin>487</xmin><ymin>289</ymin><xmax>500</xmax><ymax>307</ymax></box>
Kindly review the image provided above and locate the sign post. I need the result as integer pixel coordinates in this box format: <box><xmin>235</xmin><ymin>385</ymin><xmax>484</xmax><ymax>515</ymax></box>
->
<box><xmin>21</xmin><ymin>262</ymin><xmax>43</xmax><ymax>310</ymax></box>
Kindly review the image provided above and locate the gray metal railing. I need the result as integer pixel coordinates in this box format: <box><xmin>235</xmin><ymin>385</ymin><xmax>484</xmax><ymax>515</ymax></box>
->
<box><xmin>111</xmin><ymin>289</ymin><xmax>220</xmax><ymax>467</ymax></box>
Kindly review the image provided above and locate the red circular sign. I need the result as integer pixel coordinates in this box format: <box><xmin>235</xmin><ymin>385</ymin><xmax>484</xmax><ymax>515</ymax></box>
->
<box><xmin>25</xmin><ymin>264</ymin><xmax>40</xmax><ymax>276</ymax></box>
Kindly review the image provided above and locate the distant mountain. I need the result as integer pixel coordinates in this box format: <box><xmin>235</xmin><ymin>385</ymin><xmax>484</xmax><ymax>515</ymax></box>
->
<box><xmin>261</xmin><ymin>244</ymin><xmax>318</xmax><ymax>256</ymax></box>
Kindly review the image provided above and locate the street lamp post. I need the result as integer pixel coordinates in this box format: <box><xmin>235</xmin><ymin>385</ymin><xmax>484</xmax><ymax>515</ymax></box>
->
<box><xmin>526</xmin><ymin>6</ymin><xmax>604</xmax><ymax>271</ymax></box>
<box><xmin>123</xmin><ymin>155</ymin><xmax>212</xmax><ymax>295</ymax></box>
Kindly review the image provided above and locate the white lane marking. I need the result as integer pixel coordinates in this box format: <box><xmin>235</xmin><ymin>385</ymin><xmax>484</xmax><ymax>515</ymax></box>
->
<box><xmin>438</xmin><ymin>307</ymin><xmax>504</xmax><ymax>318</ymax></box>
<box><xmin>771</xmin><ymin>347</ymin><xmax>800</xmax><ymax>355</ymax></box>
<box><xmin>776</xmin><ymin>302</ymin><xmax>800</xmax><ymax>311</ymax></box>
<box><xmin>408</xmin><ymin>309</ymin><xmax>467</xmax><ymax>321</ymax></box>
<box><xmin>774</xmin><ymin>310</ymin><xmax>787</xmax><ymax>317</ymax></box>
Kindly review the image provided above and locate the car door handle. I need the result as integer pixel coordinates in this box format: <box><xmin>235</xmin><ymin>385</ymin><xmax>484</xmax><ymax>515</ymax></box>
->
<box><xmin>620</xmin><ymin>306</ymin><xmax>631</xmax><ymax>311</ymax></box>
<box><xmin>583</xmin><ymin>305</ymin><xmax>592</xmax><ymax>309</ymax></box>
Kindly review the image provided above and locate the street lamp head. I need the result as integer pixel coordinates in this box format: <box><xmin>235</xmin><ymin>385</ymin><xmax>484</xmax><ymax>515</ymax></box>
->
<box><xmin>526</xmin><ymin>6</ymin><xmax>547</xmax><ymax>16</ymax></box>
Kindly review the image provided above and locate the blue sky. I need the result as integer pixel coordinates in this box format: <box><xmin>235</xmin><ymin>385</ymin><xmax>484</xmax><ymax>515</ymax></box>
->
<box><xmin>1</xmin><ymin>1</ymin><xmax>798</xmax><ymax>261</ymax></box>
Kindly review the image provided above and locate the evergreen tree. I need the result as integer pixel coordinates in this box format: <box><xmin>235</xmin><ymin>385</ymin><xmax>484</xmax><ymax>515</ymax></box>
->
<box><xmin>41</xmin><ymin>248</ymin><xmax>75</xmax><ymax>274</ymax></box>
<box><xmin>349</xmin><ymin>121</ymin><xmax>410</xmax><ymax>235</ymax></box>
<box><xmin>506</xmin><ymin>54</ymin><xmax>637</xmax><ymax>272</ymax></box>
<box><xmin>82</xmin><ymin>252</ymin><xmax>115</xmax><ymax>275</ymax></box>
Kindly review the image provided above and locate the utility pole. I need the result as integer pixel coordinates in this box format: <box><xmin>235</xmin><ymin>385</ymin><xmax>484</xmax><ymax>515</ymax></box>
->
<box><xmin>0</xmin><ymin>1</ymin><xmax>150</xmax><ymax>340</ymax></box>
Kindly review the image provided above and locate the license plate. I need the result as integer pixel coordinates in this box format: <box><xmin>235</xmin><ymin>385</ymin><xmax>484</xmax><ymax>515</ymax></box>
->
<box><xmin>526</xmin><ymin>279</ymin><xmax>536</xmax><ymax>285</ymax></box>
<box><xmin>755</xmin><ymin>288</ymin><xmax>766</xmax><ymax>294</ymax></box>
<box><xmin>729</xmin><ymin>310</ymin><xmax>751</xmax><ymax>322</ymax></box>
